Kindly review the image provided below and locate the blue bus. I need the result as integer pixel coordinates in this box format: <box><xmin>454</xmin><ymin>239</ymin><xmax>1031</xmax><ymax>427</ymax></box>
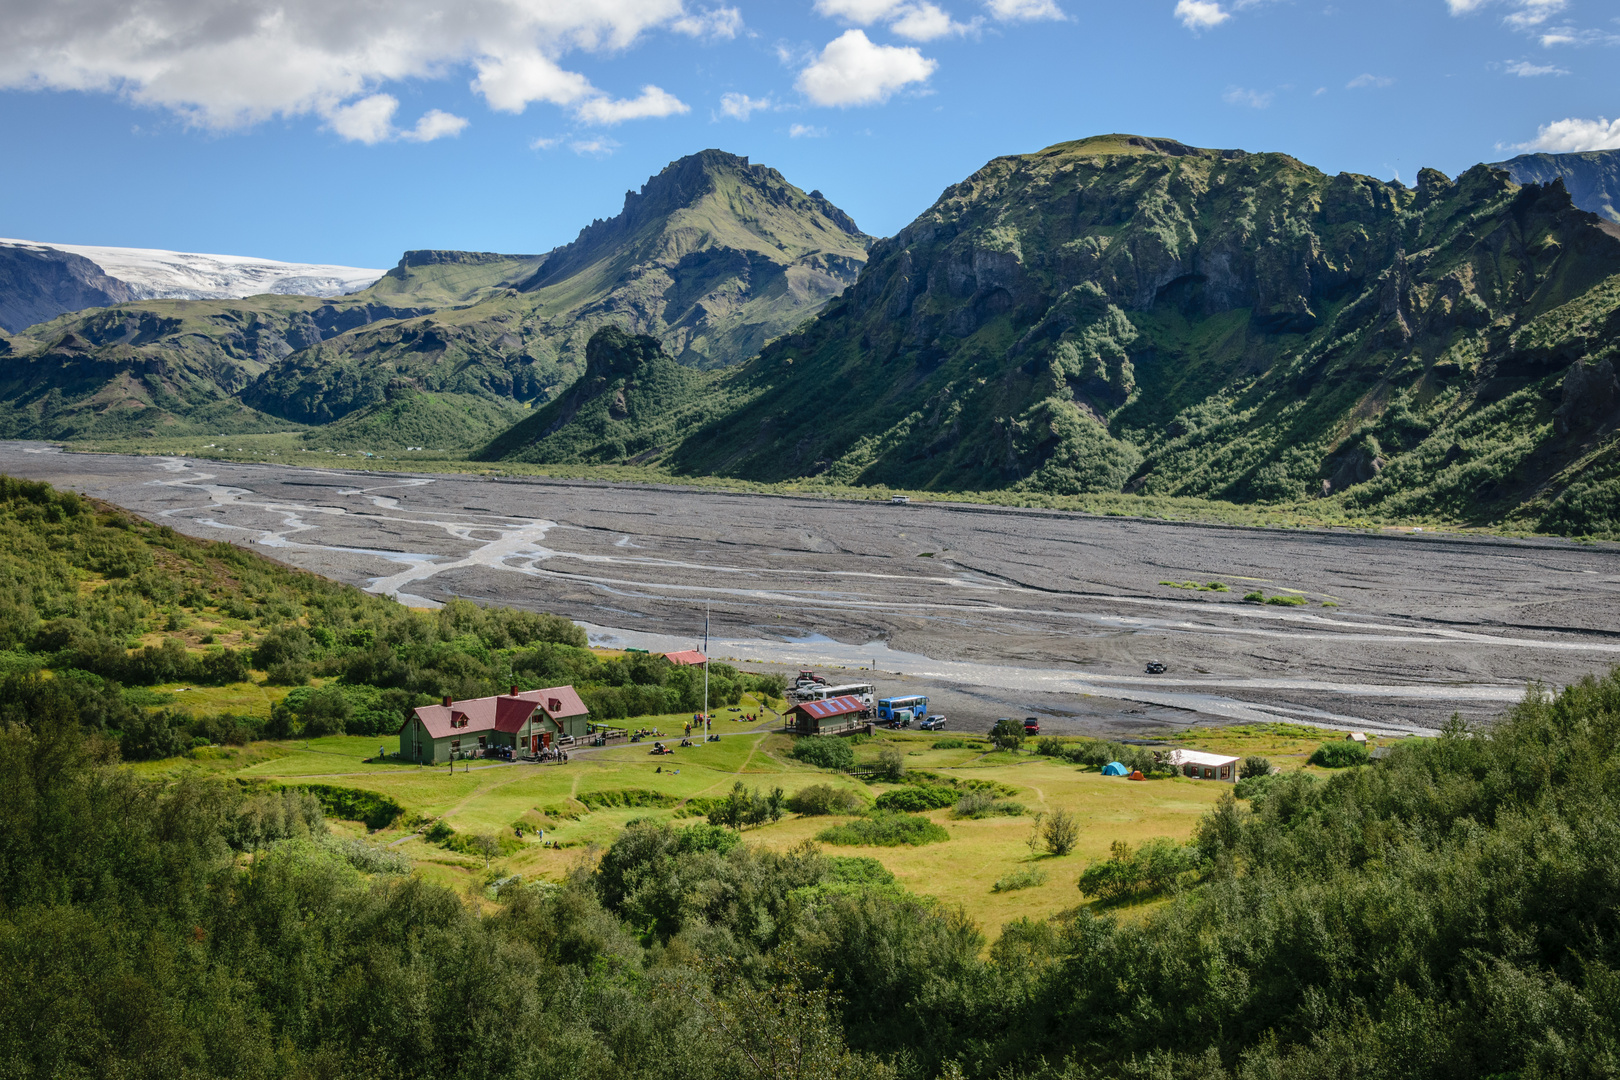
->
<box><xmin>878</xmin><ymin>695</ymin><xmax>928</xmax><ymax>722</ymax></box>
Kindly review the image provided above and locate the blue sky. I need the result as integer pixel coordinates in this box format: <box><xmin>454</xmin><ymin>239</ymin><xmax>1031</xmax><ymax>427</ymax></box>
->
<box><xmin>2</xmin><ymin>0</ymin><xmax>1616</xmax><ymax>268</ymax></box>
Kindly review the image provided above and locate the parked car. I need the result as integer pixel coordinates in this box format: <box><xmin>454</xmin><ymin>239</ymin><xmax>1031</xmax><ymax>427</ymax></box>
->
<box><xmin>920</xmin><ymin>714</ymin><xmax>948</xmax><ymax>730</ymax></box>
<box><xmin>1145</xmin><ymin>661</ymin><xmax>1167</xmax><ymax>674</ymax></box>
<box><xmin>1023</xmin><ymin>717</ymin><xmax>1040</xmax><ymax>735</ymax></box>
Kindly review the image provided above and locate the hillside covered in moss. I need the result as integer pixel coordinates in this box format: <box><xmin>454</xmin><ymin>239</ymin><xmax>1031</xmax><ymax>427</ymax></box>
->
<box><xmin>493</xmin><ymin>134</ymin><xmax>1620</xmax><ymax>536</ymax></box>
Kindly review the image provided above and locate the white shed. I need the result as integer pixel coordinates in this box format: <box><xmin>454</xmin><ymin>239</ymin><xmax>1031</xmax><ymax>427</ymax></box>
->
<box><xmin>1167</xmin><ymin>748</ymin><xmax>1240</xmax><ymax>783</ymax></box>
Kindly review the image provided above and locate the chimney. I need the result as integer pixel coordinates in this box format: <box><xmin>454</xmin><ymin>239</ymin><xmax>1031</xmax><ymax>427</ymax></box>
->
<box><xmin>510</xmin><ymin>685</ymin><xmax>519</xmax><ymax>697</ymax></box>
<box><xmin>442</xmin><ymin>695</ymin><xmax>452</xmax><ymax>708</ymax></box>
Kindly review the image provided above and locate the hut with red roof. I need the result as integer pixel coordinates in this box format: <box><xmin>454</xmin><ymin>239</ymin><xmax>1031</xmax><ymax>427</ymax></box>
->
<box><xmin>398</xmin><ymin>685</ymin><xmax>590</xmax><ymax>763</ymax></box>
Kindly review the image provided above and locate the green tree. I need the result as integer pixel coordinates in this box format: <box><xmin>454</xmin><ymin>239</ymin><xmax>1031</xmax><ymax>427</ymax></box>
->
<box><xmin>1041</xmin><ymin>807</ymin><xmax>1079</xmax><ymax>856</ymax></box>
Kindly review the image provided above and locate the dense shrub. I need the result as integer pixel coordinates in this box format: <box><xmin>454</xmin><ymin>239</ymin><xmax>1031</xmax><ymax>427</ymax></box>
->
<box><xmin>816</xmin><ymin>812</ymin><xmax>949</xmax><ymax>847</ymax></box>
<box><xmin>791</xmin><ymin>736</ymin><xmax>856</xmax><ymax>771</ymax></box>
<box><xmin>1078</xmin><ymin>836</ymin><xmax>1204</xmax><ymax>902</ymax></box>
<box><xmin>289</xmin><ymin>783</ymin><xmax>406</xmax><ymax>830</ymax></box>
<box><xmin>874</xmin><ymin>785</ymin><xmax>957</xmax><ymax>812</ymax></box>
<box><xmin>992</xmin><ymin>866</ymin><xmax>1048</xmax><ymax>892</ymax></box>
<box><xmin>1239</xmin><ymin>755</ymin><xmax>1272</xmax><ymax>779</ymax></box>
<box><xmin>787</xmin><ymin>783</ymin><xmax>864</xmax><ymax>816</ymax></box>
<box><xmin>1308</xmin><ymin>740</ymin><xmax>1371</xmax><ymax>768</ymax></box>
<box><xmin>951</xmin><ymin>791</ymin><xmax>1025</xmax><ymax>819</ymax></box>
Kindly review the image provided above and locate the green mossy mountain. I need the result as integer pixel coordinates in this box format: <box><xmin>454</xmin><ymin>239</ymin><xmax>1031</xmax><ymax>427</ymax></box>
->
<box><xmin>307</xmin><ymin>390</ymin><xmax>527</xmax><ymax>451</ymax></box>
<box><xmin>493</xmin><ymin>134</ymin><xmax>1620</xmax><ymax>535</ymax></box>
<box><xmin>478</xmin><ymin>326</ymin><xmax>739</xmax><ymax>464</ymax></box>
<box><xmin>238</xmin><ymin>149</ymin><xmax>869</xmax><ymax>426</ymax></box>
<box><xmin>1496</xmin><ymin>148</ymin><xmax>1620</xmax><ymax>224</ymax></box>
<box><xmin>0</xmin><ymin>151</ymin><xmax>868</xmax><ymax>440</ymax></box>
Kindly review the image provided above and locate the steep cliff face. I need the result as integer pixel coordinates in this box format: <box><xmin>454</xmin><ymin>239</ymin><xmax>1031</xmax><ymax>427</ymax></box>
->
<box><xmin>0</xmin><ymin>243</ymin><xmax>138</xmax><ymax>333</ymax></box>
<box><xmin>636</xmin><ymin>134</ymin><xmax>1620</xmax><ymax>533</ymax></box>
<box><xmin>1495</xmin><ymin>148</ymin><xmax>1620</xmax><ymax>224</ymax></box>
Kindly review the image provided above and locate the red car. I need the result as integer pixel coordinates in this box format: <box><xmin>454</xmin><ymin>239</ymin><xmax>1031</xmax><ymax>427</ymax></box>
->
<box><xmin>1023</xmin><ymin>717</ymin><xmax>1040</xmax><ymax>735</ymax></box>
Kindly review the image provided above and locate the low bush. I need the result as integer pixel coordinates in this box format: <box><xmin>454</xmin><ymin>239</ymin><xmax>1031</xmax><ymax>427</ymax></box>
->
<box><xmin>930</xmin><ymin>738</ymin><xmax>980</xmax><ymax>750</ymax></box>
<box><xmin>1309</xmin><ymin>741</ymin><xmax>1370</xmax><ymax>768</ymax></box>
<box><xmin>1243</xmin><ymin>591</ymin><xmax>1265</xmax><ymax>602</ymax></box>
<box><xmin>578</xmin><ymin>788</ymin><xmax>679</xmax><ymax>810</ymax></box>
<box><xmin>992</xmin><ymin>865</ymin><xmax>1048</xmax><ymax>893</ymax></box>
<box><xmin>952</xmin><ymin>791</ymin><xmax>1026</xmax><ymax>819</ymax></box>
<box><xmin>289</xmin><ymin>783</ymin><xmax>405</xmax><ymax>831</ymax></box>
<box><xmin>873</xmin><ymin>746</ymin><xmax>907</xmax><ymax>782</ymax></box>
<box><xmin>786</xmin><ymin>783</ymin><xmax>864</xmax><ymax>816</ymax></box>
<box><xmin>1240</xmin><ymin>755</ymin><xmax>1273</xmax><ymax>779</ymax></box>
<box><xmin>875</xmin><ymin>785</ymin><xmax>957</xmax><ymax>812</ymax></box>
<box><xmin>1034</xmin><ymin>736</ymin><xmax>1066</xmax><ymax>757</ymax></box>
<box><xmin>317</xmin><ymin>834</ymin><xmax>410</xmax><ymax>875</ymax></box>
<box><xmin>816</xmin><ymin>812</ymin><xmax>949</xmax><ymax>847</ymax></box>
<box><xmin>1041</xmin><ymin>808</ymin><xmax>1080</xmax><ymax>855</ymax></box>
<box><xmin>1265</xmin><ymin>594</ymin><xmax>1307</xmax><ymax>607</ymax></box>
<box><xmin>791</xmin><ymin>736</ymin><xmax>855</xmax><ymax>771</ymax></box>
<box><xmin>1078</xmin><ymin>837</ymin><xmax>1204</xmax><ymax>903</ymax></box>
<box><xmin>824</xmin><ymin>856</ymin><xmax>896</xmax><ymax>885</ymax></box>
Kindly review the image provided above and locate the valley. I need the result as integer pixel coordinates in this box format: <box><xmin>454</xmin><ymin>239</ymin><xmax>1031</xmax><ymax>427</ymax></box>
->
<box><xmin>6</xmin><ymin>441</ymin><xmax>1616</xmax><ymax>736</ymax></box>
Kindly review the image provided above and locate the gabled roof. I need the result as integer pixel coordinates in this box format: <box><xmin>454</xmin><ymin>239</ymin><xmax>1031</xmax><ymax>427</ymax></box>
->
<box><xmin>404</xmin><ymin>685</ymin><xmax>589</xmax><ymax>739</ymax></box>
<box><xmin>790</xmin><ymin>695</ymin><xmax>866</xmax><ymax>719</ymax></box>
<box><xmin>663</xmin><ymin>650</ymin><xmax>708</xmax><ymax>666</ymax></box>
<box><xmin>1167</xmin><ymin>748</ymin><xmax>1239</xmax><ymax>768</ymax></box>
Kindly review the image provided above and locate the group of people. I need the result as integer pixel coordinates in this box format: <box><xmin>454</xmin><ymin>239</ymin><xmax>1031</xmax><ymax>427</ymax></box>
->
<box><xmin>535</xmin><ymin>748</ymin><xmax>570</xmax><ymax>763</ymax></box>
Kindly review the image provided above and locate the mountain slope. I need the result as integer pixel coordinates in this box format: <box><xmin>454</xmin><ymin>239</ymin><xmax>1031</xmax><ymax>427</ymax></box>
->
<box><xmin>494</xmin><ymin>134</ymin><xmax>1620</xmax><ymax>535</ymax></box>
<box><xmin>0</xmin><ymin>243</ymin><xmax>139</xmax><ymax>332</ymax></box>
<box><xmin>477</xmin><ymin>326</ymin><xmax>745</xmax><ymax>464</ymax></box>
<box><xmin>238</xmin><ymin>151</ymin><xmax>870</xmax><ymax>426</ymax></box>
<box><xmin>1494</xmin><ymin>148</ymin><xmax>1620</xmax><ymax>224</ymax></box>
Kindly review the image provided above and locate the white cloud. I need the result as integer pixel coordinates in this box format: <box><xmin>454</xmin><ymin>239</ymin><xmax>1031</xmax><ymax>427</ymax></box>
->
<box><xmin>575</xmin><ymin>84</ymin><xmax>689</xmax><ymax>124</ymax></box>
<box><xmin>718</xmin><ymin>92</ymin><xmax>773</xmax><ymax>119</ymax></box>
<box><xmin>815</xmin><ymin>0</ymin><xmax>908</xmax><ymax>19</ymax></box>
<box><xmin>984</xmin><ymin>0</ymin><xmax>1066</xmax><ymax>19</ymax></box>
<box><xmin>404</xmin><ymin>109</ymin><xmax>470</xmax><ymax>141</ymax></box>
<box><xmin>472</xmin><ymin>52</ymin><xmax>596</xmax><ymax>114</ymax></box>
<box><xmin>530</xmin><ymin>135</ymin><xmax>564</xmax><ymax>149</ymax></box>
<box><xmin>1347</xmin><ymin>73</ymin><xmax>1396</xmax><ymax>88</ymax></box>
<box><xmin>1223</xmin><ymin>86</ymin><xmax>1273</xmax><ymax>108</ymax></box>
<box><xmin>796</xmin><ymin>29</ymin><xmax>937</xmax><ymax>107</ymax></box>
<box><xmin>815</xmin><ymin>0</ymin><xmax>981</xmax><ymax>40</ymax></box>
<box><xmin>327</xmin><ymin>95</ymin><xmax>402</xmax><ymax>145</ymax></box>
<box><xmin>1537</xmin><ymin>25</ymin><xmax>1620</xmax><ymax>46</ymax></box>
<box><xmin>1175</xmin><ymin>1</ymin><xmax>1231</xmax><ymax>31</ymax></box>
<box><xmin>1446</xmin><ymin>0</ymin><xmax>1564</xmax><ymax>19</ymax></box>
<box><xmin>325</xmin><ymin>94</ymin><xmax>467</xmax><ymax>143</ymax></box>
<box><xmin>1502</xmin><ymin>58</ymin><xmax>1568</xmax><ymax>75</ymax></box>
<box><xmin>891</xmin><ymin>3</ymin><xmax>979</xmax><ymax>39</ymax></box>
<box><xmin>1511</xmin><ymin>116</ymin><xmax>1620</xmax><ymax>152</ymax></box>
<box><xmin>0</xmin><ymin>0</ymin><xmax>711</xmax><ymax>142</ymax></box>
<box><xmin>571</xmin><ymin>136</ymin><xmax>621</xmax><ymax>155</ymax></box>
<box><xmin>790</xmin><ymin>123</ymin><xmax>828</xmax><ymax>137</ymax></box>
<box><xmin>671</xmin><ymin>6</ymin><xmax>744</xmax><ymax>39</ymax></box>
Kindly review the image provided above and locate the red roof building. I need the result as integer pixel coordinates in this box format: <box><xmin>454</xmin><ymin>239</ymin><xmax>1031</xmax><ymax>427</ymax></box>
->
<box><xmin>399</xmin><ymin>685</ymin><xmax>590</xmax><ymax>763</ymax></box>
<box><xmin>663</xmin><ymin>650</ymin><xmax>708</xmax><ymax>666</ymax></box>
<box><xmin>786</xmin><ymin>695</ymin><xmax>870</xmax><ymax>735</ymax></box>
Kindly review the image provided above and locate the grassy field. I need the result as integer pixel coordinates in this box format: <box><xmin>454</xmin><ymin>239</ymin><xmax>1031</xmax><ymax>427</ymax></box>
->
<box><xmin>145</xmin><ymin>717</ymin><xmax>1377</xmax><ymax>934</ymax></box>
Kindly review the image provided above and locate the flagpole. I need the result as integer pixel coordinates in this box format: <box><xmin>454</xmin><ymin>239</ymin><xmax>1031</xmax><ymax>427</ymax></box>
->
<box><xmin>703</xmin><ymin>602</ymin><xmax>710</xmax><ymax>741</ymax></box>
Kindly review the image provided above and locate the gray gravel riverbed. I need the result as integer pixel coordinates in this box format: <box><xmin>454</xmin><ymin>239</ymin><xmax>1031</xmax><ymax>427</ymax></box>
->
<box><xmin>5</xmin><ymin>442</ymin><xmax>1617</xmax><ymax>738</ymax></box>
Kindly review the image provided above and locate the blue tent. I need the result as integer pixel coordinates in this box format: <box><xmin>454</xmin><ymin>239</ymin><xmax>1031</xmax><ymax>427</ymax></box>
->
<box><xmin>1101</xmin><ymin>761</ymin><xmax>1129</xmax><ymax>776</ymax></box>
